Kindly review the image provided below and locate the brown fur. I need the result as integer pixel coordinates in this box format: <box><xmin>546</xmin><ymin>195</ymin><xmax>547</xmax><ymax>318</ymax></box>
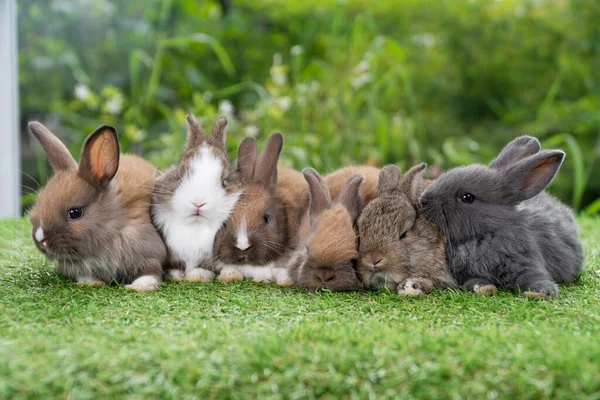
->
<box><xmin>357</xmin><ymin>164</ymin><xmax>456</xmax><ymax>294</ymax></box>
<box><xmin>324</xmin><ymin>166</ymin><xmax>379</xmax><ymax>204</ymax></box>
<box><xmin>213</xmin><ymin>134</ymin><xmax>310</xmax><ymax>267</ymax></box>
<box><xmin>287</xmin><ymin>169</ymin><xmax>365</xmax><ymax>291</ymax></box>
<box><xmin>28</xmin><ymin>122</ymin><xmax>166</xmax><ymax>287</ymax></box>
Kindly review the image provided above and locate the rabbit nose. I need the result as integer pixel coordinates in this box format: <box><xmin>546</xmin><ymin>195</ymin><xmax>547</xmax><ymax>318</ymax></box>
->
<box><xmin>364</xmin><ymin>256</ymin><xmax>386</xmax><ymax>271</ymax></box>
<box><xmin>317</xmin><ymin>269</ymin><xmax>336</xmax><ymax>283</ymax></box>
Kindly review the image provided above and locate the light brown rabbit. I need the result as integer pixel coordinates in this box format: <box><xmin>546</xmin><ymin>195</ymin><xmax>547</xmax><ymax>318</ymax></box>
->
<box><xmin>323</xmin><ymin>166</ymin><xmax>380</xmax><ymax>204</ymax></box>
<box><xmin>213</xmin><ymin>133</ymin><xmax>309</xmax><ymax>284</ymax></box>
<box><xmin>287</xmin><ymin>169</ymin><xmax>367</xmax><ymax>291</ymax></box>
<box><xmin>357</xmin><ymin>164</ymin><xmax>456</xmax><ymax>296</ymax></box>
<box><xmin>27</xmin><ymin>122</ymin><xmax>167</xmax><ymax>291</ymax></box>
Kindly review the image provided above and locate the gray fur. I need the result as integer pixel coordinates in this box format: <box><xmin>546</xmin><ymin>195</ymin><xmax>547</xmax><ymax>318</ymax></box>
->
<box><xmin>420</xmin><ymin>136</ymin><xmax>584</xmax><ymax>298</ymax></box>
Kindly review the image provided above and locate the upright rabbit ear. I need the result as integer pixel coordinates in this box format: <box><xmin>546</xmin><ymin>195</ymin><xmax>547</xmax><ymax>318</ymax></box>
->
<box><xmin>303</xmin><ymin>168</ymin><xmax>332</xmax><ymax>221</ymax></box>
<box><xmin>400</xmin><ymin>163</ymin><xmax>427</xmax><ymax>204</ymax></box>
<box><xmin>255</xmin><ymin>133</ymin><xmax>283</xmax><ymax>188</ymax></box>
<box><xmin>185</xmin><ymin>114</ymin><xmax>206</xmax><ymax>151</ymax></box>
<box><xmin>503</xmin><ymin>150</ymin><xmax>565</xmax><ymax>203</ymax></box>
<box><xmin>337</xmin><ymin>174</ymin><xmax>364</xmax><ymax>222</ymax></box>
<box><xmin>377</xmin><ymin>165</ymin><xmax>402</xmax><ymax>196</ymax></box>
<box><xmin>207</xmin><ymin>116</ymin><xmax>228</xmax><ymax>150</ymax></box>
<box><xmin>28</xmin><ymin>121</ymin><xmax>77</xmax><ymax>171</ymax></box>
<box><xmin>78</xmin><ymin>125</ymin><xmax>120</xmax><ymax>190</ymax></box>
<box><xmin>489</xmin><ymin>135</ymin><xmax>541</xmax><ymax>170</ymax></box>
<box><xmin>237</xmin><ymin>137</ymin><xmax>257</xmax><ymax>180</ymax></box>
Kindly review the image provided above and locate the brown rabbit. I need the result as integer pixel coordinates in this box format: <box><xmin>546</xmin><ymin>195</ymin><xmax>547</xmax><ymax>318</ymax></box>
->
<box><xmin>323</xmin><ymin>166</ymin><xmax>380</xmax><ymax>204</ymax></box>
<box><xmin>213</xmin><ymin>133</ymin><xmax>309</xmax><ymax>284</ymax></box>
<box><xmin>357</xmin><ymin>164</ymin><xmax>456</xmax><ymax>296</ymax></box>
<box><xmin>27</xmin><ymin>122</ymin><xmax>167</xmax><ymax>291</ymax></box>
<box><xmin>287</xmin><ymin>169</ymin><xmax>367</xmax><ymax>291</ymax></box>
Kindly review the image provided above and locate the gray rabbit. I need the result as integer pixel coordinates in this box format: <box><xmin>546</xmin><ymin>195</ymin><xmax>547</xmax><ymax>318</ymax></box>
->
<box><xmin>420</xmin><ymin>136</ymin><xmax>584</xmax><ymax>299</ymax></box>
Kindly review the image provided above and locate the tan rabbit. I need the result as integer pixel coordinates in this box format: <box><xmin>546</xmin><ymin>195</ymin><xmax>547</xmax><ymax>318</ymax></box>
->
<box><xmin>27</xmin><ymin>122</ymin><xmax>167</xmax><ymax>291</ymax></box>
<box><xmin>287</xmin><ymin>169</ymin><xmax>369</xmax><ymax>291</ymax></box>
<box><xmin>357</xmin><ymin>164</ymin><xmax>456</xmax><ymax>296</ymax></box>
<box><xmin>323</xmin><ymin>166</ymin><xmax>380</xmax><ymax>204</ymax></box>
<box><xmin>213</xmin><ymin>133</ymin><xmax>309</xmax><ymax>284</ymax></box>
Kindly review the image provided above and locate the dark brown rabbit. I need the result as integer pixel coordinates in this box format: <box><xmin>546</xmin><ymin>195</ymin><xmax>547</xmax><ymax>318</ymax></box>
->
<box><xmin>357</xmin><ymin>164</ymin><xmax>456</xmax><ymax>296</ymax></box>
<box><xmin>28</xmin><ymin>122</ymin><xmax>166</xmax><ymax>291</ymax></box>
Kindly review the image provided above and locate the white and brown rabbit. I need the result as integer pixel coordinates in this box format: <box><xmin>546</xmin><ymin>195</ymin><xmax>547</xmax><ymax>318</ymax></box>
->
<box><xmin>358</xmin><ymin>164</ymin><xmax>456</xmax><ymax>296</ymax></box>
<box><xmin>27</xmin><ymin>122</ymin><xmax>166</xmax><ymax>291</ymax></box>
<box><xmin>213</xmin><ymin>133</ymin><xmax>309</xmax><ymax>285</ymax></box>
<box><xmin>287</xmin><ymin>169</ymin><xmax>368</xmax><ymax>291</ymax></box>
<box><xmin>420</xmin><ymin>136</ymin><xmax>584</xmax><ymax>299</ymax></box>
<box><xmin>151</xmin><ymin>115</ymin><xmax>243</xmax><ymax>282</ymax></box>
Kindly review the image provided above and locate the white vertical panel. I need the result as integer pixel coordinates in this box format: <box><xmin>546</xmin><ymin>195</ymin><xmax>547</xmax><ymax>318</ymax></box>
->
<box><xmin>0</xmin><ymin>0</ymin><xmax>20</xmax><ymax>218</ymax></box>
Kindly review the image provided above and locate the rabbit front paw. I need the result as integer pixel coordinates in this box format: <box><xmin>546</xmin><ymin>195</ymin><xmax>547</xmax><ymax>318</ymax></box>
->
<box><xmin>218</xmin><ymin>266</ymin><xmax>244</xmax><ymax>283</ymax></box>
<box><xmin>125</xmin><ymin>275</ymin><xmax>161</xmax><ymax>292</ymax></box>
<box><xmin>473</xmin><ymin>284</ymin><xmax>498</xmax><ymax>295</ymax></box>
<box><xmin>77</xmin><ymin>277</ymin><xmax>106</xmax><ymax>287</ymax></box>
<box><xmin>522</xmin><ymin>281</ymin><xmax>558</xmax><ymax>300</ymax></box>
<box><xmin>397</xmin><ymin>279</ymin><xmax>425</xmax><ymax>297</ymax></box>
<box><xmin>184</xmin><ymin>268</ymin><xmax>215</xmax><ymax>282</ymax></box>
<box><xmin>166</xmin><ymin>269</ymin><xmax>185</xmax><ymax>281</ymax></box>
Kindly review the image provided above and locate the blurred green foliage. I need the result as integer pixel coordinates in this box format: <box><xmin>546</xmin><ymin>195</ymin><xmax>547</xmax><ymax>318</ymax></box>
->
<box><xmin>18</xmin><ymin>0</ymin><xmax>600</xmax><ymax>211</ymax></box>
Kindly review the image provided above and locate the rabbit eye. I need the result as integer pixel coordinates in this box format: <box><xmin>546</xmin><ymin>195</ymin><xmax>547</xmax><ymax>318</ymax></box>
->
<box><xmin>67</xmin><ymin>208</ymin><xmax>83</xmax><ymax>220</ymax></box>
<box><xmin>263</xmin><ymin>213</ymin><xmax>271</xmax><ymax>224</ymax></box>
<box><xmin>400</xmin><ymin>231</ymin><xmax>407</xmax><ymax>240</ymax></box>
<box><xmin>459</xmin><ymin>193</ymin><xmax>475</xmax><ymax>203</ymax></box>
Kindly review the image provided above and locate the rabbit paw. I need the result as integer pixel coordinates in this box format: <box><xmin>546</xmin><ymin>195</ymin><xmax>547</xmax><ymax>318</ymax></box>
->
<box><xmin>218</xmin><ymin>266</ymin><xmax>244</xmax><ymax>283</ymax></box>
<box><xmin>473</xmin><ymin>284</ymin><xmax>498</xmax><ymax>295</ymax></box>
<box><xmin>397</xmin><ymin>280</ymin><xmax>425</xmax><ymax>297</ymax></box>
<box><xmin>184</xmin><ymin>268</ymin><xmax>215</xmax><ymax>282</ymax></box>
<box><xmin>166</xmin><ymin>269</ymin><xmax>185</xmax><ymax>281</ymax></box>
<box><xmin>125</xmin><ymin>275</ymin><xmax>160</xmax><ymax>292</ymax></box>
<box><xmin>272</xmin><ymin>267</ymin><xmax>293</xmax><ymax>287</ymax></box>
<box><xmin>77</xmin><ymin>277</ymin><xmax>106</xmax><ymax>287</ymax></box>
<box><xmin>523</xmin><ymin>281</ymin><xmax>558</xmax><ymax>300</ymax></box>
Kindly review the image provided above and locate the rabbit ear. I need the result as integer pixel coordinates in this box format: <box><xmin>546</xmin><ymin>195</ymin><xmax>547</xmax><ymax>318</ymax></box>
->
<box><xmin>377</xmin><ymin>165</ymin><xmax>402</xmax><ymax>196</ymax></box>
<box><xmin>303</xmin><ymin>168</ymin><xmax>332</xmax><ymax>220</ymax></box>
<box><xmin>400</xmin><ymin>163</ymin><xmax>427</xmax><ymax>204</ymax></box>
<box><xmin>184</xmin><ymin>114</ymin><xmax>206</xmax><ymax>151</ymax></box>
<box><xmin>78</xmin><ymin>125</ymin><xmax>120</xmax><ymax>189</ymax></box>
<box><xmin>255</xmin><ymin>133</ymin><xmax>283</xmax><ymax>188</ymax></box>
<box><xmin>206</xmin><ymin>116</ymin><xmax>228</xmax><ymax>150</ymax></box>
<box><xmin>337</xmin><ymin>174</ymin><xmax>364</xmax><ymax>222</ymax></box>
<box><xmin>28</xmin><ymin>121</ymin><xmax>77</xmax><ymax>171</ymax></box>
<box><xmin>503</xmin><ymin>150</ymin><xmax>565</xmax><ymax>202</ymax></box>
<box><xmin>489</xmin><ymin>136</ymin><xmax>541</xmax><ymax>170</ymax></box>
<box><xmin>237</xmin><ymin>137</ymin><xmax>257</xmax><ymax>180</ymax></box>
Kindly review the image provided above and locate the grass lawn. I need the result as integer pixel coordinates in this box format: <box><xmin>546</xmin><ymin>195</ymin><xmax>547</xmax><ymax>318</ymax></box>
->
<box><xmin>1</xmin><ymin>217</ymin><xmax>599</xmax><ymax>399</ymax></box>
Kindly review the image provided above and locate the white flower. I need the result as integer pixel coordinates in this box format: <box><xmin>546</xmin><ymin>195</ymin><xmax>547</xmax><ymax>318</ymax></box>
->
<box><xmin>355</xmin><ymin>60</ymin><xmax>370</xmax><ymax>73</ymax></box>
<box><xmin>411</xmin><ymin>33</ymin><xmax>436</xmax><ymax>48</ymax></box>
<box><xmin>271</xmin><ymin>66</ymin><xmax>287</xmax><ymax>86</ymax></box>
<box><xmin>310</xmin><ymin>81</ymin><xmax>321</xmax><ymax>92</ymax></box>
<box><xmin>350</xmin><ymin>73</ymin><xmax>372</xmax><ymax>89</ymax></box>
<box><xmin>218</xmin><ymin>99</ymin><xmax>235</xmax><ymax>115</ymax></box>
<box><xmin>203</xmin><ymin>91</ymin><xmax>214</xmax><ymax>102</ymax></box>
<box><xmin>273</xmin><ymin>53</ymin><xmax>283</xmax><ymax>66</ymax></box>
<box><xmin>277</xmin><ymin>96</ymin><xmax>292</xmax><ymax>112</ymax></box>
<box><xmin>74</xmin><ymin>84</ymin><xmax>90</xmax><ymax>101</ymax></box>
<box><xmin>105</xmin><ymin>94</ymin><xmax>123</xmax><ymax>115</ymax></box>
<box><xmin>297</xmin><ymin>96</ymin><xmax>307</xmax><ymax>106</ymax></box>
<box><xmin>291</xmin><ymin>45</ymin><xmax>303</xmax><ymax>56</ymax></box>
<box><xmin>244</xmin><ymin>125</ymin><xmax>259</xmax><ymax>137</ymax></box>
<box><xmin>468</xmin><ymin>141</ymin><xmax>480</xmax><ymax>151</ymax></box>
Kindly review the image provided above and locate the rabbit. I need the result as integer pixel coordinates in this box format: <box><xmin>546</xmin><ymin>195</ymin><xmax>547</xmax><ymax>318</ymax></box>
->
<box><xmin>27</xmin><ymin>121</ymin><xmax>167</xmax><ymax>292</ymax></box>
<box><xmin>151</xmin><ymin>115</ymin><xmax>243</xmax><ymax>282</ymax></box>
<box><xmin>287</xmin><ymin>169</ymin><xmax>367</xmax><ymax>291</ymax></box>
<box><xmin>419</xmin><ymin>135</ymin><xmax>584</xmax><ymax>299</ymax></box>
<box><xmin>213</xmin><ymin>133</ymin><xmax>310</xmax><ymax>285</ymax></box>
<box><xmin>357</xmin><ymin>164</ymin><xmax>457</xmax><ymax>296</ymax></box>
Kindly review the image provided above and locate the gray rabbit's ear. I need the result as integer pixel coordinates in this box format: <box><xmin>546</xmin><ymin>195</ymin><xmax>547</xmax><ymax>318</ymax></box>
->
<box><xmin>29</xmin><ymin>121</ymin><xmax>77</xmax><ymax>171</ymax></box>
<box><xmin>255</xmin><ymin>133</ymin><xmax>283</xmax><ymax>189</ymax></box>
<box><xmin>504</xmin><ymin>150</ymin><xmax>565</xmax><ymax>202</ymax></box>
<box><xmin>206</xmin><ymin>116</ymin><xmax>228</xmax><ymax>151</ymax></box>
<box><xmin>237</xmin><ymin>137</ymin><xmax>257</xmax><ymax>181</ymax></box>
<box><xmin>400</xmin><ymin>163</ymin><xmax>427</xmax><ymax>204</ymax></box>
<box><xmin>303</xmin><ymin>168</ymin><xmax>332</xmax><ymax>221</ymax></box>
<box><xmin>489</xmin><ymin>136</ymin><xmax>541</xmax><ymax>170</ymax></box>
<box><xmin>337</xmin><ymin>174</ymin><xmax>364</xmax><ymax>222</ymax></box>
<box><xmin>78</xmin><ymin>125</ymin><xmax>120</xmax><ymax>190</ymax></box>
<box><xmin>377</xmin><ymin>165</ymin><xmax>402</xmax><ymax>196</ymax></box>
<box><xmin>185</xmin><ymin>114</ymin><xmax>206</xmax><ymax>151</ymax></box>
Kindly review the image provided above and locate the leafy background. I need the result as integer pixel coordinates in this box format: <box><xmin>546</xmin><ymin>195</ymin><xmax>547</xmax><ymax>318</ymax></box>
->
<box><xmin>18</xmin><ymin>0</ymin><xmax>600</xmax><ymax>213</ymax></box>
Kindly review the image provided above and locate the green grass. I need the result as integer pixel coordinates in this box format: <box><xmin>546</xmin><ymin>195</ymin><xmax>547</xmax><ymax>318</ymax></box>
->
<box><xmin>1</xmin><ymin>217</ymin><xmax>599</xmax><ymax>399</ymax></box>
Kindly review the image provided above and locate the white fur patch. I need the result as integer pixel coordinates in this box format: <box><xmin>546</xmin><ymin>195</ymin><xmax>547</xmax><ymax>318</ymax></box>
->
<box><xmin>272</xmin><ymin>267</ymin><xmax>293</xmax><ymax>286</ymax></box>
<box><xmin>218</xmin><ymin>266</ymin><xmax>245</xmax><ymax>282</ymax></box>
<box><xmin>125</xmin><ymin>275</ymin><xmax>161</xmax><ymax>292</ymax></box>
<box><xmin>397</xmin><ymin>279</ymin><xmax>424</xmax><ymax>297</ymax></box>
<box><xmin>235</xmin><ymin>218</ymin><xmax>251</xmax><ymax>251</ymax></box>
<box><xmin>167</xmin><ymin>269</ymin><xmax>185</xmax><ymax>281</ymax></box>
<box><xmin>154</xmin><ymin>145</ymin><xmax>241</xmax><ymax>273</ymax></box>
<box><xmin>35</xmin><ymin>227</ymin><xmax>44</xmax><ymax>243</ymax></box>
<box><xmin>238</xmin><ymin>263</ymin><xmax>276</xmax><ymax>283</ymax></box>
<box><xmin>184</xmin><ymin>268</ymin><xmax>215</xmax><ymax>282</ymax></box>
